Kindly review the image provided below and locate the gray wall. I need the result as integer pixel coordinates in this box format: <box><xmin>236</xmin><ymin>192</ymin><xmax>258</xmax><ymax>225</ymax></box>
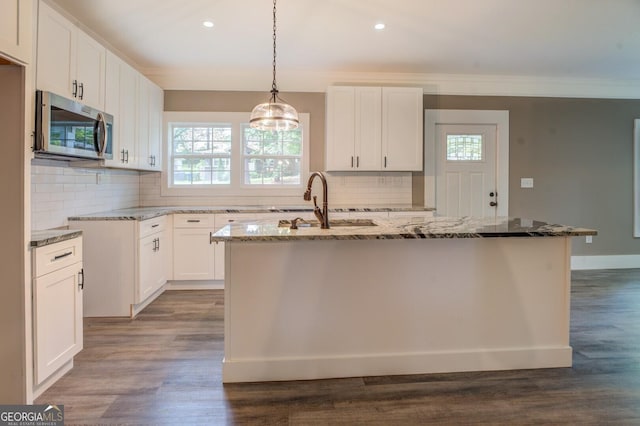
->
<box><xmin>421</xmin><ymin>95</ymin><xmax>640</xmax><ymax>256</ymax></box>
<box><xmin>166</xmin><ymin>90</ymin><xmax>640</xmax><ymax>256</ymax></box>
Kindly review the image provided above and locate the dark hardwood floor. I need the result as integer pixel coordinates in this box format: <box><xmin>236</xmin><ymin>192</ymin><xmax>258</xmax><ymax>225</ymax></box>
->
<box><xmin>36</xmin><ymin>270</ymin><xmax>640</xmax><ymax>425</ymax></box>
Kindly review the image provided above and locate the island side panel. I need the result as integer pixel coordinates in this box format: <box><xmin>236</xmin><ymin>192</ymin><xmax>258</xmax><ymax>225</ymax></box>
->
<box><xmin>223</xmin><ymin>236</ymin><xmax>572</xmax><ymax>383</ymax></box>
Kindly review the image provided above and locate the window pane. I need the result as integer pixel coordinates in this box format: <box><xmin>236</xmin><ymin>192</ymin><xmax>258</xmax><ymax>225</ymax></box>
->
<box><xmin>446</xmin><ymin>134</ymin><xmax>483</xmax><ymax>161</ymax></box>
<box><xmin>212</xmin><ymin>142</ymin><xmax>231</xmax><ymax>154</ymax></box>
<box><xmin>241</xmin><ymin>124</ymin><xmax>303</xmax><ymax>186</ymax></box>
<box><xmin>244</xmin><ymin>140</ymin><xmax>261</xmax><ymax>155</ymax></box>
<box><xmin>244</xmin><ymin>157</ymin><xmax>300</xmax><ymax>185</ymax></box>
<box><xmin>193</xmin><ymin>141</ymin><xmax>212</xmax><ymax>154</ymax></box>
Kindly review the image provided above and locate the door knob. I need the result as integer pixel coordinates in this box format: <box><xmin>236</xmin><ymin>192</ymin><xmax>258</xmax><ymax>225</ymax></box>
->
<box><xmin>490</xmin><ymin>201</ymin><xmax>498</xmax><ymax>207</ymax></box>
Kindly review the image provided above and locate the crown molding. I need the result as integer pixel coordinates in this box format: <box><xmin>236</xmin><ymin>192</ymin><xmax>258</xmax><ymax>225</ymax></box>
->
<box><xmin>143</xmin><ymin>67</ymin><xmax>640</xmax><ymax>99</ymax></box>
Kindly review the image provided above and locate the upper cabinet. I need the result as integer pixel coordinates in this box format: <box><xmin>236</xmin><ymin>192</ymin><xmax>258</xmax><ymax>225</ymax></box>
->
<box><xmin>104</xmin><ymin>51</ymin><xmax>163</xmax><ymax>171</ymax></box>
<box><xmin>36</xmin><ymin>1</ymin><xmax>105</xmax><ymax>110</ymax></box>
<box><xmin>104</xmin><ymin>51</ymin><xmax>138</xmax><ymax>168</ymax></box>
<box><xmin>325</xmin><ymin>86</ymin><xmax>423</xmax><ymax>172</ymax></box>
<box><xmin>0</xmin><ymin>0</ymin><xmax>32</xmax><ymax>64</ymax></box>
<box><xmin>137</xmin><ymin>75</ymin><xmax>164</xmax><ymax>171</ymax></box>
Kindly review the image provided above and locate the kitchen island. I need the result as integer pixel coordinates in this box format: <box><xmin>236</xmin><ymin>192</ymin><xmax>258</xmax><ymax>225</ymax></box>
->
<box><xmin>211</xmin><ymin>216</ymin><xmax>596</xmax><ymax>383</ymax></box>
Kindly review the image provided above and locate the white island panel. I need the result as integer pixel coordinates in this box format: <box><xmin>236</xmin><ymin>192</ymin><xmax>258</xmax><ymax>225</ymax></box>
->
<box><xmin>222</xmin><ymin>236</ymin><xmax>572</xmax><ymax>382</ymax></box>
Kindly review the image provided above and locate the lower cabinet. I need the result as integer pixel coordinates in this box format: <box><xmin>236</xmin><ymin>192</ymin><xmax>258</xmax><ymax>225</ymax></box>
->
<box><xmin>32</xmin><ymin>237</ymin><xmax>83</xmax><ymax>386</ymax></box>
<box><xmin>173</xmin><ymin>214</ymin><xmax>216</xmax><ymax>281</ymax></box>
<box><xmin>69</xmin><ymin>215</ymin><xmax>171</xmax><ymax>317</ymax></box>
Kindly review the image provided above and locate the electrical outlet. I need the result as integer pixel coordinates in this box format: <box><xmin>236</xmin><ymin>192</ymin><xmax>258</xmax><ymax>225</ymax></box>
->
<box><xmin>520</xmin><ymin>178</ymin><xmax>534</xmax><ymax>188</ymax></box>
<box><xmin>586</xmin><ymin>236</ymin><xmax>593</xmax><ymax>244</ymax></box>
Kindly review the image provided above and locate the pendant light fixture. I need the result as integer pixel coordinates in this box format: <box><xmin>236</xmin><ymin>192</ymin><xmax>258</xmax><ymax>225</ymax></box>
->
<box><xmin>249</xmin><ymin>0</ymin><xmax>299</xmax><ymax>131</ymax></box>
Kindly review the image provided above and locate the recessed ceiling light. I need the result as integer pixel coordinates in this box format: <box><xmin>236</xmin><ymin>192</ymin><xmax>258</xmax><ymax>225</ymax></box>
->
<box><xmin>203</xmin><ymin>20</ymin><xmax>214</xmax><ymax>28</ymax></box>
<box><xmin>374</xmin><ymin>22</ymin><xmax>385</xmax><ymax>30</ymax></box>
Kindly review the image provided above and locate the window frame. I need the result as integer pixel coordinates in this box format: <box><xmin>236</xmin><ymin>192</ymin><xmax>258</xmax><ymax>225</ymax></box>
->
<box><xmin>161</xmin><ymin>111</ymin><xmax>310</xmax><ymax>197</ymax></box>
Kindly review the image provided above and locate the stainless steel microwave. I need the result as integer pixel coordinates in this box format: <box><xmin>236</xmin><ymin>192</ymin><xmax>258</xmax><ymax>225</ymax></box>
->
<box><xmin>34</xmin><ymin>90</ymin><xmax>113</xmax><ymax>161</ymax></box>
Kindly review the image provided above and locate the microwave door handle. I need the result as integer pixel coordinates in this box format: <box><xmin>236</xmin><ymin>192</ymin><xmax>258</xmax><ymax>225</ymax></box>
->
<box><xmin>94</xmin><ymin>112</ymin><xmax>107</xmax><ymax>156</ymax></box>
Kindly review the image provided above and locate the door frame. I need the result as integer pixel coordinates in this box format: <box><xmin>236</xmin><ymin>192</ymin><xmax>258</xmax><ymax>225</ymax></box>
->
<box><xmin>424</xmin><ymin>109</ymin><xmax>509</xmax><ymax>217</ymax></box>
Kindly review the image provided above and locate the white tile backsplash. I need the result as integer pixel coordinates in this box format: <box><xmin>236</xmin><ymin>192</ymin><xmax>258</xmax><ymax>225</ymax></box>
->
<box><xmin>31</xmin><ymin>160</ymin><xmax>140</xmax><ymax>230</ymax></box>
<box><xmin>32</xmin><ymin>161</ymin><xmax>413</xmax><ymax>230</ymax></box>
<box><xmin>138</xmin><ymin>171</ymin><xmax>412</xmax><ymax>207</ymax></box>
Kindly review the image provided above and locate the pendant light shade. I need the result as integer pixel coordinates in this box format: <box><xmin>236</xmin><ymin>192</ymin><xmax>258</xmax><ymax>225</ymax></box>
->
<box><xmin>250</xmin><ymin>0</ymin><xmax>299</xmax><ymax>131</ymax></box>
<box><xmin>250</xmin><ymin>98</ymin><xmax>299</xmax><ymax>131</ymax></box>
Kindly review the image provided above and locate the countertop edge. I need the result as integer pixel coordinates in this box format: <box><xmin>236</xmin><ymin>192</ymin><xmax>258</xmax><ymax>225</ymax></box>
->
<box><xmin>31</xmin><ymin>229</ymin><xmax>83</xmax><ymax>247</ymax></box>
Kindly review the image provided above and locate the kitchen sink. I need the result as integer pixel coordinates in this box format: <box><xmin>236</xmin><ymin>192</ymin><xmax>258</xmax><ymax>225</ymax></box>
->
<box><xmin>278</xmin><ymin>218</ymin><xmax>377</xmax><ymax>228</ymax></box>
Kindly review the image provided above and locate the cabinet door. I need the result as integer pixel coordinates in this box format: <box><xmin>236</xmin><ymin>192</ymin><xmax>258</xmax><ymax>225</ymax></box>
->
<box><xmin>137</xmin><ymin>230</ymin><xmax>167</xmax><ymax>303</ymax></box>
<box><xmin>118</xmin><ymin>60</ymin><xmax>138</xmax><ymax>168</ymax></box>
<box><xmin>33</xmin><ymin>264</ymin><xmax>83</xmax><ymax>384</ymax></box>
<box><xmin>354</xmin><ymin>87</ymin><xmax>382</xmax><ymax>171</ymax></box>
<box><xmin>0</xmin><ymin>0</ymin><xmax>32</xmax><ymax>63</ymax></box>
<box><xmin>104</xmin><ymin>51</ymin><xmax>121</xmax><ymax>167</ymax></box>
<box><xmin>325</xmin><ymin>86</ymin><xmax>356</xmax><ymax>171</ymax></box>
<box><xmin>147</xmin><ymin>82</ymin><xmax>164</xmax><ymax>171</ymax></box>
<box><xmin>381</xmin><ymin>87</ymin><xmax>423</xmax><ymax>171</ymax></box>
<box><xmin>137</xmin><ymin>75</ymin><xmax>151</xmax><ymax>169</ymax></box>
<box><xmin>173</xmin><ymin>229</ymin><xmax>215</xmax><ymax>280</ymax></box>
<box><xmin>36</xmin><ymin>2</ymin><xmax>75</xmax><ymax>98</ymax></box>
<box><xmin>75</xmin><ymin>31</ymin><xmax>105</xmax><ymax>109</ymax></box>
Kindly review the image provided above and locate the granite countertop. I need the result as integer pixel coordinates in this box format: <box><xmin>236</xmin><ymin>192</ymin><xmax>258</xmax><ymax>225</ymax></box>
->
<box><xmin>210</xmin><ymin>216</ymin><xmax>597</xmax><ymax>242</ymax></box>
<box><xmin>31</xmin><ymin>229</ymin><xmax>82</xmax><ymax>247</ymax></box>
<box><xmin>67</xmin><ymin>205</ymin><xmax>434</xmax><ymax>221</ymax></box>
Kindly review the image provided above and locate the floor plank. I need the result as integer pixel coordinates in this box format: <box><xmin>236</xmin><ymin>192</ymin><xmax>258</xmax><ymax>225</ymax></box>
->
<box><xmin>36</xmin><ymin>270</ymin><xmax>640</xmax><ymax>425</ymax></box>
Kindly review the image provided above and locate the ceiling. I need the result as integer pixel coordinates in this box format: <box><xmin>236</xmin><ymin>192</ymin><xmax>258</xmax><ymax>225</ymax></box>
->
<box><xmin>49</xmin><ymin>0</ymin><xmax>640</xmax><ymax>92</ymax></box>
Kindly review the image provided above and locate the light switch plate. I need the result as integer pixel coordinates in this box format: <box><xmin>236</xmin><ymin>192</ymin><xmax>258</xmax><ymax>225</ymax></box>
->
<box><xmin>521</xmin><ymin>178</ymin><xmax>534</xmax><ymax>188</ymax></box>
<box><xmin>586</xmin><ymin>236</ymin><xmax>593</xmax><ymax>243</ymax></box>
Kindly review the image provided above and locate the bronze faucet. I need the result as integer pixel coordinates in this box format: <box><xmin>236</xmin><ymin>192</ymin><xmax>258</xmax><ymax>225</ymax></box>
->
<box><xmin>304</xmin><ymin>171</ymin><xmax>330</xmax><ymax>229</ymax></box>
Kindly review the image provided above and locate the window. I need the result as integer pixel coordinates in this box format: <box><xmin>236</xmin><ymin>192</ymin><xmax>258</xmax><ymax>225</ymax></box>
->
<box><xmin>163</xmin><ymin>112</ymin><xmax>309</xmax><ymax>197</ymax></box>
<box><xmin>242</xmin><ymin>125</ymin><xmax>302</xmax><ymax>185</ymax></box>
<box><xmin>171</xmin><ymin>124</ymin><xmax>231</xmax><ymax>185</ymax></box>
<box><xmin>446</xmin><ymin>134</ymin><xmax>483</xmax><ymax>161</ymax></box>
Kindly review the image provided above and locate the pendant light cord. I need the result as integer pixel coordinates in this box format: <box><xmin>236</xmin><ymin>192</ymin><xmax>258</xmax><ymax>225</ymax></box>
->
<box><xmin>271</xmin><ymin>0</ymin><xmax>278</xmax><ymax>101</ymax></box>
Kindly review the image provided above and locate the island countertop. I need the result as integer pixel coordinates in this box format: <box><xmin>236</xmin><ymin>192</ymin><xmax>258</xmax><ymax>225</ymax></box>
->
<box><xmin>210</xmin><ymin>216</ymin><xmax>597</xmax><ymax>242</ymax></box>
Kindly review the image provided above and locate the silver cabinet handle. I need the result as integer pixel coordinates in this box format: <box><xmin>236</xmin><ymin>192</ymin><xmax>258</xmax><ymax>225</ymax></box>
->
<box><xmin>78</xmin><ymin>268</ymin><xmax>84</xmax><ymax>289</ymax></box>
<box><xmin>53</xmin><ymin>251</ymin><xmax>73</xmax><ymax>261</ymax></box>
<box><xmin>187</xmin><ymin>219</ymin><xmax>201</xmax><ymax>223</ymax></box>
<box><xmin>72</xmin><ymin>80</ymin><xmax>78</xmax><ymax>97</ymax></box>
<box><xmin>78</xmin><ymin>82</ymin><xmax>84</xmax><ymax>100</ymax></box>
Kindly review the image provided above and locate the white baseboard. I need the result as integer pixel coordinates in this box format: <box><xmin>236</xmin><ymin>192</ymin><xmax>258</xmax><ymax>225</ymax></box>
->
<box><xmin>222</xmin><ymin>347</ymin><xmax>572</xmax><ymax>383</ymax></box>
<box><xmin>571</xmin><ymin>255</ymin><xmax>640</xmax><ymax>270</ymax></box>
<box><xmin>166</xmin><ymin>280</ymin><xmax>224</xmax><ymax>290</ymax></box>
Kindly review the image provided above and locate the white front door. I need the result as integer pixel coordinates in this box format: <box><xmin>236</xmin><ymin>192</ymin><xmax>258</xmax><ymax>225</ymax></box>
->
<box><xmin>436</xmin><ymin>124</ymin><xmax>498</xmax><ymax>218</ymax></box>
<box><xmin>424</xmin><ymin>109</ymin><xmax>509</xmax><ymax>218</ymax></box>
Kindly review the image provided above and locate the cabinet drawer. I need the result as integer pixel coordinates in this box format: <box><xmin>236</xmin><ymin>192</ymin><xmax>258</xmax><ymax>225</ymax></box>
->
<box><xmin>139</xmin><ymin>216</ymin><xmax>167</xmax><ymax>238</ymax></box>
<box><xmin>173</xmin><ymin>214</ymin><xmax>215</xmax><ymax>229</ymax></box>
<box><xmin>33</xmin><ymin>237</ymin><xmax>83</xmax><ymax>277</ymax></box>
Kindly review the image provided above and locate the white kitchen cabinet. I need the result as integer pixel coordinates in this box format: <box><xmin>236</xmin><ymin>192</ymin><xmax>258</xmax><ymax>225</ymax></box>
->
<box><xmin>36</xmin><ymin>1</ymin><xmax>105</xmax><ymax>109</ymax></box>
<box><xmin>325</xmin><ymin>86</ymin><xmax>423</xmax><ymax>172</ymax></box>
<box><xmin>68</xmin><ymin>215</ymin><xmax>171</xmax><ymax>317</ymax></box>
<box><xmin>173</xmin><ymin>214</ymin><xmax>216</xmax><ymax>281</ymax></box>
<box><xmin>137</xmin><ymin>218</ymin><xmax>168</xmax><ymax>303</ymax></box>
<box><xmin>381</xmin><ymin>87</ymin><xmax>424</xmax><ymax>171</ymax></box>
<box><xmin>104</xmin><ymin>51</ymin><xmax>138</xmax><ymax>168</ymax></box>
<box><xmin>326</xmin><ymin>86</ymin><xmax>381</xmax><ymax>171</ymax></box>
<box><xmin>104</xmin><ymin>51</ymin><xmax>163</xmax><ymax>171</ymax></box>
<box><xmin>0</xmin><ymin>0</ymin><xmax>32</xmax><ymax>64</ymax></box>
<box><xmin>137</xmin><ymin>75</ymin><xmax>163</xmax><ymax>171</ymax></box>
<box><xmin>32</xmin><ymin>237</ymin><xmax>83</xmax><ymax>385</ymax></box>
